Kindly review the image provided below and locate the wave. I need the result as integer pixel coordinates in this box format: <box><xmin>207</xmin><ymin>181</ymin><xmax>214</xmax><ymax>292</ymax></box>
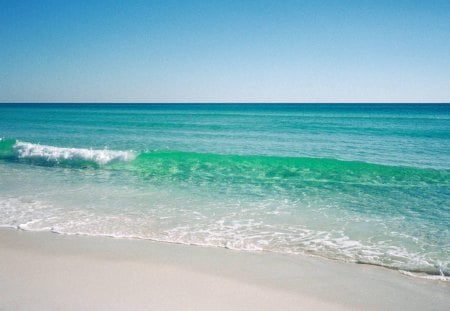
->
<box><xmin>1</xmin><ymin>139</ymin><xmax>448</xmax><ymax>186</ymax></box>
<box><xmin>0</xmin><ymin>139</ymin><xmax>135</xmax><ymax>167</ymax></box>
<box><xmin>129</xmin><ymin>150</ymin><xmax>449</xmax><ymax>186</ymax></box>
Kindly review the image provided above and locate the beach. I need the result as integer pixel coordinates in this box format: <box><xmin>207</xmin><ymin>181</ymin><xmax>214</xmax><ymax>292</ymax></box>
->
<box><xmin>2</xmin><ymin>0</ymin><xmax>450</xmax><ymax>309</ymax></box>
<box><xmin>1</xmin><ymin>104</ymin><xmax>449</xmax><ymax>309</ymax></box>
<box><xmin>1</xmin><ymin>227</ymin><xmax>449</xmax><ymax>310</ymax></box>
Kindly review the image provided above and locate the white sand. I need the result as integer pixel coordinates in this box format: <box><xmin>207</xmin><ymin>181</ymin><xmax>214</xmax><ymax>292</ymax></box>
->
<box><xmin>0</xmin><ymin>228</ymin><xmax>448</xmax><ymax>310</ymax></box>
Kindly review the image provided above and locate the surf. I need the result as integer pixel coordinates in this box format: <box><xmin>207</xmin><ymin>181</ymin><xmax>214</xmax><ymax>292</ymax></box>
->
<box><xmin>1</xmin><ymin>139</ymin><xmax>448</xmax><ymax>187</ymax></box>
<box><xmin>0</xmin><ymin>139</ymin><xmax>135</xmax><ymax>167</ymax></box>
<box><xmin>0</xmin><ymin>138</ymin><xmax>449</xmax><ymax>279</ymax></box>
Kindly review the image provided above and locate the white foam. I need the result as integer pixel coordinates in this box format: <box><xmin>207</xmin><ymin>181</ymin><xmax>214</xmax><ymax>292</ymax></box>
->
<box><xmin>0</xmin><ymin>193</ymin><xmax>448</xmax><ymax>280</ymax></box>
<box><xmin>398</xmin><ymin>270</ymin><xmax>450</xmax><ymax>282</ymax></box>
<box><xmin>13</xmin><ymin>141</ymin><xmax>135</xmax><ymax>165</ymax></box>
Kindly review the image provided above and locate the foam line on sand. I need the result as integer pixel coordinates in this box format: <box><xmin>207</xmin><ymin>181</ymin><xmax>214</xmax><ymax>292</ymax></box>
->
<box><xmin>0</xmin><ymin>228</ymin><xmax>448</xmax><ymax>310</ymax></box>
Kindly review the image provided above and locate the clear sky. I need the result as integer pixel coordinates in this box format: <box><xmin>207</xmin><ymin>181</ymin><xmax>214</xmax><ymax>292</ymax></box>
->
<box><xmin>1</xmin><ymin>0</ymin><xmax>449</xmax><ymax>103</ymax></box>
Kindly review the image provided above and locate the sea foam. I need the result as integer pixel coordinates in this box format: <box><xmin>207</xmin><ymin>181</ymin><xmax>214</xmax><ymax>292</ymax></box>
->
<box><xmin>13</xmin><ymin>141</ymin><xmax>135</xmax><ymax>165</ymax></box>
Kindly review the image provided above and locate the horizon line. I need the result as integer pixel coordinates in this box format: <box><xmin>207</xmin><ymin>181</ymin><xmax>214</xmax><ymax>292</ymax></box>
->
<box><xmin>0</xmin><ymin>101</ymin><xmax>450</xmax><ymax>105</ymax></box>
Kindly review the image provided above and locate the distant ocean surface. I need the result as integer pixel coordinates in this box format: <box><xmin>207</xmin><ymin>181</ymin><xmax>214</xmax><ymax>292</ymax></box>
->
<box><xmin>0</xmin><ymin>104</ymin><xmax>449</xmax><ymax>279</ymax></box>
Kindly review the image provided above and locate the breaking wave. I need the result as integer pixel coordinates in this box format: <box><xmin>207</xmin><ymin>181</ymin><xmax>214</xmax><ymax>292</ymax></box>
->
<box><xmin>0</xmin><ymin>139</ymin><xmax>135</xmax><ymax>167</ymax></box>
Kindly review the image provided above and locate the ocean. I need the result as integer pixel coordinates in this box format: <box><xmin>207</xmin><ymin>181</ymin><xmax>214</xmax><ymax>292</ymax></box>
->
<box><xmin>0</xmin><ymin>104</ymin><xmax>449</xmax><ymax>279</ymax></box>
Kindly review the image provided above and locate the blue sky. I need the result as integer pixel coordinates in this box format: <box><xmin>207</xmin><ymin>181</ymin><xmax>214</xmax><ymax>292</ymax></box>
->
<box><xmin>1</xmin><ymin>0</ymin><xmax>449</xmax><ymax>103</ymax></box>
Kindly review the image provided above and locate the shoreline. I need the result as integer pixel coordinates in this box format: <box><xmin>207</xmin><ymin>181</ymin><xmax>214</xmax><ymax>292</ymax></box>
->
<box><xmin>1</xmin><ymin>228</ymin><xmax>449</xmax><ymax>310</ymax></box>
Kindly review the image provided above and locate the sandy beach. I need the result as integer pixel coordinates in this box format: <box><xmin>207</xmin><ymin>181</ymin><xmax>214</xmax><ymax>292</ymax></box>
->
<box><xmin>0</xmin><ymin>228</ymin><xmax>448</xmax><ymax>310</ymax></box>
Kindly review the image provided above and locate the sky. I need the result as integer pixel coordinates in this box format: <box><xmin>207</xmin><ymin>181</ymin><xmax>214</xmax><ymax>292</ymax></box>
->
<box><xmin>0</xmin><ymin>0</ymin><xmax>449</xmax><ymax>103</ymax></box>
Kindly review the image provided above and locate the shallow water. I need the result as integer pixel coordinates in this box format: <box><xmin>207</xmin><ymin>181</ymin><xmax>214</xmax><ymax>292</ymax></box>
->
<box><xmin>0</xmin><ymin>104</ymin><xmax>449</xmax><ymax>278</ymax></box>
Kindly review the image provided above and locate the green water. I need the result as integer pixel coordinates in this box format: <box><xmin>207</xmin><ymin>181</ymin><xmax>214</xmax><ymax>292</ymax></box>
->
<box><xmin>0</xmin><ymin>104</ymin><xmax>449</xmax><ymax>278</ymax></box>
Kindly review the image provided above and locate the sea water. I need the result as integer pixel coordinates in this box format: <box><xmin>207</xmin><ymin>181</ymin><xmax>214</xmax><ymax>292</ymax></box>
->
<box><xmin>0</xmin><ymin>104</ymin><xmax>449</xmax><ymax>279</ymax></box>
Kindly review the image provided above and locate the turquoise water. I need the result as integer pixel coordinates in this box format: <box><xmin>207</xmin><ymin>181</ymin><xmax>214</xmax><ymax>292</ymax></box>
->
<box><xmin>0</xmin><ymin>104</ymin><xmax>449</xmax><ymax>278</ymax></box>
